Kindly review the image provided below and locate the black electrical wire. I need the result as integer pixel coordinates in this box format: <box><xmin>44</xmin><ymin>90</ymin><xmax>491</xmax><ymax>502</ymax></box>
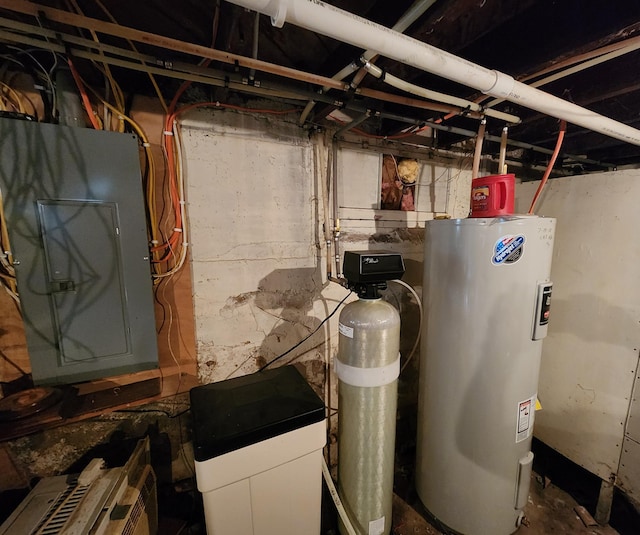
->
<box><xmin>0</xmin><ymin>348</ymin><xmax>28</xmax><ymax>377</ymax></box>
<box><xmin>259</xmin><ymin>290</ymin><xmax>352</xmax><ymax>371</ymax></box>
<box><xmin>6</xmin><ymin>46</ymin><xmax>56</xmax><ymax>122</ymax></box>
<box><xmin>115</xmin><ymin>407</ymin><xmax>190</xmax><ymax>419</ymax></box>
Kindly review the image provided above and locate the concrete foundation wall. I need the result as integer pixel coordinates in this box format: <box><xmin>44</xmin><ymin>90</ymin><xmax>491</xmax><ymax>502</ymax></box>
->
<box><xmin>180</xmin><ymin>108</ymin><xmax>471</xmax><ymax>392</ymax></box>
<box><xmin>0</xmin><ymin>107</ymin><xmax>471</xmax><ymax>483</ymax></box>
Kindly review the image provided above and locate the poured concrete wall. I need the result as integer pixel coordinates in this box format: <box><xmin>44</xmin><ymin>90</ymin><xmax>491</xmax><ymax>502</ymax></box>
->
<box><xmin>0</xmin><ymin>107</ymin><xmax>472</xmax><ymax>487</ymax></box>
<box><xmin>180</xmin><ymin>108</ymin><xmax>472</xmax><ymax>396</ymax></box>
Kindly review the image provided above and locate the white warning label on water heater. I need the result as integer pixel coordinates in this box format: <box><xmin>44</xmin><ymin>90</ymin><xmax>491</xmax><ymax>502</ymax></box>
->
<box><xmin>516</xmin><ymin>395</ymin><xmax>536</xmax><ymax>443</ymax></box>
<box><xmin>339</xmin><ymin>323</ymin><xmax>354</xmax><ymax>339</ymax></box>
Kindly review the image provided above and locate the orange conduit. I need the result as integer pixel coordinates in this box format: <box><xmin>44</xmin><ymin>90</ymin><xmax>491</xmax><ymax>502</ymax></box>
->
<box><xmin>150</xmin><ymin>3</ymin><xmax>221</xmax><ymax>267</ymax></box>
<box><xmin>150</xmin><ymin>102</ymin><xmax>299</xmax><ymax>264</ymax></box>
<box><xmin>67</xmin><ymin>57</ymin><xmax>101</xmax><ymax>129</ymax></box>
<box><xmin>528</xmin><ymin>120</ymin><xmax>567</xmax><ymax>214</ymax></box>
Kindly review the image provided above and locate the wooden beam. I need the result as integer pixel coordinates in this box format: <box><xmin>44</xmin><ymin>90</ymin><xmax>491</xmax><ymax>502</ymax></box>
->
<box><xmin>0</xmin><ymin>0</ymin><xmax>349</xmax><ymax>91</ymax></box>
<box><xmin>0</xmin><ymin>369</ymin><xmax>199</xmax><ymax>442</ymax></box>
<box><xmin>357</xmin><ymin>86</ymin><xmax>485</xmax><ymax>118</ymax></box>
<box><xmin>0</xmin><ymin>12</ymin><xmax>503</xmax><ymax>121</ymax></box>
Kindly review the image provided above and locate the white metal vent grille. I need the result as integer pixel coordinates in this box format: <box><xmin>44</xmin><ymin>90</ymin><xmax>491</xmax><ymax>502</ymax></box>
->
<box><xmin>121</xmin><ymin>468</ymin><xmax>155</xmax><ymax>535</ymax></box>
<box><xmin>34</xmin><ymin>482</ymin><xmax>90</xmax><ymax>535</ymax></box>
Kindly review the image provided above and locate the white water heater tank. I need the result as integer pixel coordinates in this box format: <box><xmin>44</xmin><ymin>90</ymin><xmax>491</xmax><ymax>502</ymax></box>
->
<box><xmin>416</xmin><ymin>215</ymin><xmax>555</xmax><ymax>535</ymax></box>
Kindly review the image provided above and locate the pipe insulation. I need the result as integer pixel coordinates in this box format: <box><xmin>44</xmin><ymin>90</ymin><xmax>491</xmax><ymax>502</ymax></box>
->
<box><xmin>228</xmin><ymin>0</ymin><xmax>640</xmax><ymax>146</ymax></box>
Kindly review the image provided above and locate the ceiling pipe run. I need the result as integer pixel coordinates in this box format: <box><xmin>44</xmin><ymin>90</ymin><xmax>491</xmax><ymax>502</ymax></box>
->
<box><xmin>347</xmin><ymin>0</ymin><xmax>437</xmax><ymax>91</ymax></box>
<box><xmin>360</xmin><ymin>59</ymin><xmax>520</xmax><ymax>124</ymax></box>
<box><xmin>483</xmin><ymin>40</ymin><xmax>640</xmax><ymax>113</ymax></box>
<box><xmin>228</xmin><ymin>0</ymin><xmax>640</xmax><ymax>146</ymax></box>
<box><xmin>0</xmin><ymin>3</ymin><xmax>496</xmax><ymax>121</ymax></box>
<box><xmin>9</xmin><ymin>22</ymin><xmax>606</xmax><ymax>168</ymax></box>
<box><xmin>0</xmin><ymin>4</ymin><xmax>614</xmax><ymax>170</ymax></box>
<box><xmin>298</xmin><ymin>0</ymin><xmax>437</xmax><ymax>124</ymax></box>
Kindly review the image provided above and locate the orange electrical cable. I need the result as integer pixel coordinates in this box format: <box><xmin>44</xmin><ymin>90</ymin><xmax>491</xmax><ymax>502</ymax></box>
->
<box><xmin>528</xmin><ymin>120</ymin><xmax>567</xmax><ymax>214</ymax></box>
<box><xmin>150</xmin><ymin>2</ymin><xmax>219</xmax><ymax>270</ymax></box>
<box><xmin>151</xmin><ymin>101</ymin><xmax>300</xmax><ymax>266</ymax></box>
<box><xmin>67</xmin><ymin>57</ymin><xmax>101</xmax><ymax>129</ymax></box>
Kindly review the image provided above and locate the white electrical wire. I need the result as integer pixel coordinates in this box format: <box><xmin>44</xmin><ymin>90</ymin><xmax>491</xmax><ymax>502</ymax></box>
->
<box><xmin>321</xmin><ymin>455</ymin><xmax>358</xmax><ymax>535</ymax></box>
<box><xmin>153</xmin><ymin>118</ymin><xmax>189</xmax><ymax>279</ymax></box>
<box><xmin>390</xmin><ymin>279</ymin><xmax>423</xmax><ymax>373</ymax></box>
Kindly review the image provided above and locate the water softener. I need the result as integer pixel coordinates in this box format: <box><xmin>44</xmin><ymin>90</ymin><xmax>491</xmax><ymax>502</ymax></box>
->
<box><xmin>336</xmin><ymin>251</ymin><xmax>404</xmax><ymax>535</ymax></box>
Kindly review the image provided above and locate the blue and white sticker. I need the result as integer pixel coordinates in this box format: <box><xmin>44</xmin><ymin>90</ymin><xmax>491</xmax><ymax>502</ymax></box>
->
<box><xmin>492</xmin><ymin>234</ymin><xmax>525</xmax><ymax>265</ymax></box>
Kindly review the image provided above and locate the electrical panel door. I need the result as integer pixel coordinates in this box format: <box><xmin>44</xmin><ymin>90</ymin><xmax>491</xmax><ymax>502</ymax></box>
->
<box><xmin>0</xmin><ymin>118</ymin><xmax>158</xmax><ymax>385</ymax></box>
<box><xmin>38</xmin><ymin>200</ymin><xmax>130</xmax><ymax>363</ymax></box>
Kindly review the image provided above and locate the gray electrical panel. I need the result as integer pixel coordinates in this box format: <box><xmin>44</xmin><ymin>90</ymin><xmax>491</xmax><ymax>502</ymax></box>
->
<box><xmin>0</xmin><ymin>118</ymin><xmax>158</xmax><ymax>385</ymax></box>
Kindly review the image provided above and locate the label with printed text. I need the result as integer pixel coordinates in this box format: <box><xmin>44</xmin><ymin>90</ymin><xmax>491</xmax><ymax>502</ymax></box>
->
<box><xmin>516</xmin><ymin>395</ymin><xmax>536</xmax><ymax>443</ymax></box>
<box><xmin>339</xmin><ymin>323</ymin><xmax>354</xmax><ymax>339</ymax></box>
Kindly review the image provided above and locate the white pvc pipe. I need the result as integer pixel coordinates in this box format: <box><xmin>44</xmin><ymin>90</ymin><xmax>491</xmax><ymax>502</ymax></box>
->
<box><xmin>361</xmin><ymin>0</ymin><xmax>437</xmax><ymax>62</ymax></box>
<box><xmin>362</xmin><ymin>59</ymin><xmax>521</xmax><ymax>124</ymax></box>
<box><xmin>230</xmin><ymin>0</ymin><xmax>640</xmax><ymax>146</ymax></box>
<box><xmin>472</xmin><ymin>120</ymin><xmax>486</xmax><ymax>178</ymax></box>
<box><xmin>299</xmin><ymin>0</ymin><xmax>435</xmax><ymax>124</ymax></box>
<box><xmin>363</xmin><ymin>60</ymin><xmax>474</xmax><ymax>109</ymax></box>
<box><xmin>498</xmin><ymin>126</ymin><xmax>508</xmax><ymax>173</ymax></box>
<box><xmin>321</xmin><ymin>456</ymin><xmax>358</xmax><ymax>535</ymax></box>
<box><xmin>487</xmin><ymin>41</ymin><xmax>640</xmax><ymax>109</ymax></box>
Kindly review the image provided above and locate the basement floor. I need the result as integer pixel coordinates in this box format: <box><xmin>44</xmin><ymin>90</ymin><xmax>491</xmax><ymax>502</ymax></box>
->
<box><xmin>149</xmin><ymin>427</ymin><xmax>640</xmax><ymax>535</ymax></box>
<box><xmin>389</xmin><ymin>478</ymin><xmax>619</xmax><ymax>535</ymax></box>
<box><xmin>380</xmin><ymin>416</ymin><xmax>639</xmax><ymax>535</ymax></box>
<box><xmin>155</xmin><ymin>472</ymin><xmax>628</xmax><ymax>535</ymax></box>
<box><xmin>1</xmin><ymin>396</ymin><xmax>639</xmax><ymax>534</ymax></box>
<box><xmin>153</xmin><ymin>470</ymin><xmax>630</xmax><ymax>535</ymax></box>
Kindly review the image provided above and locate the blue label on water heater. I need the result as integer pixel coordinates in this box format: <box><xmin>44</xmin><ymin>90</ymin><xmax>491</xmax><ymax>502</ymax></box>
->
<box><xmin>492</xmin><ymin>234</ymin><xmax>525</xmax><ymax>265</ymax></box>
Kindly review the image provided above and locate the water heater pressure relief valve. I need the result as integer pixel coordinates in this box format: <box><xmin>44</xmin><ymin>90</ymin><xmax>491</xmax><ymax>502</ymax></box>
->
<box><xmin>342</xmin><ymin>250</ymin><xmax>405</xmax><ymax>299</ymax></box>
